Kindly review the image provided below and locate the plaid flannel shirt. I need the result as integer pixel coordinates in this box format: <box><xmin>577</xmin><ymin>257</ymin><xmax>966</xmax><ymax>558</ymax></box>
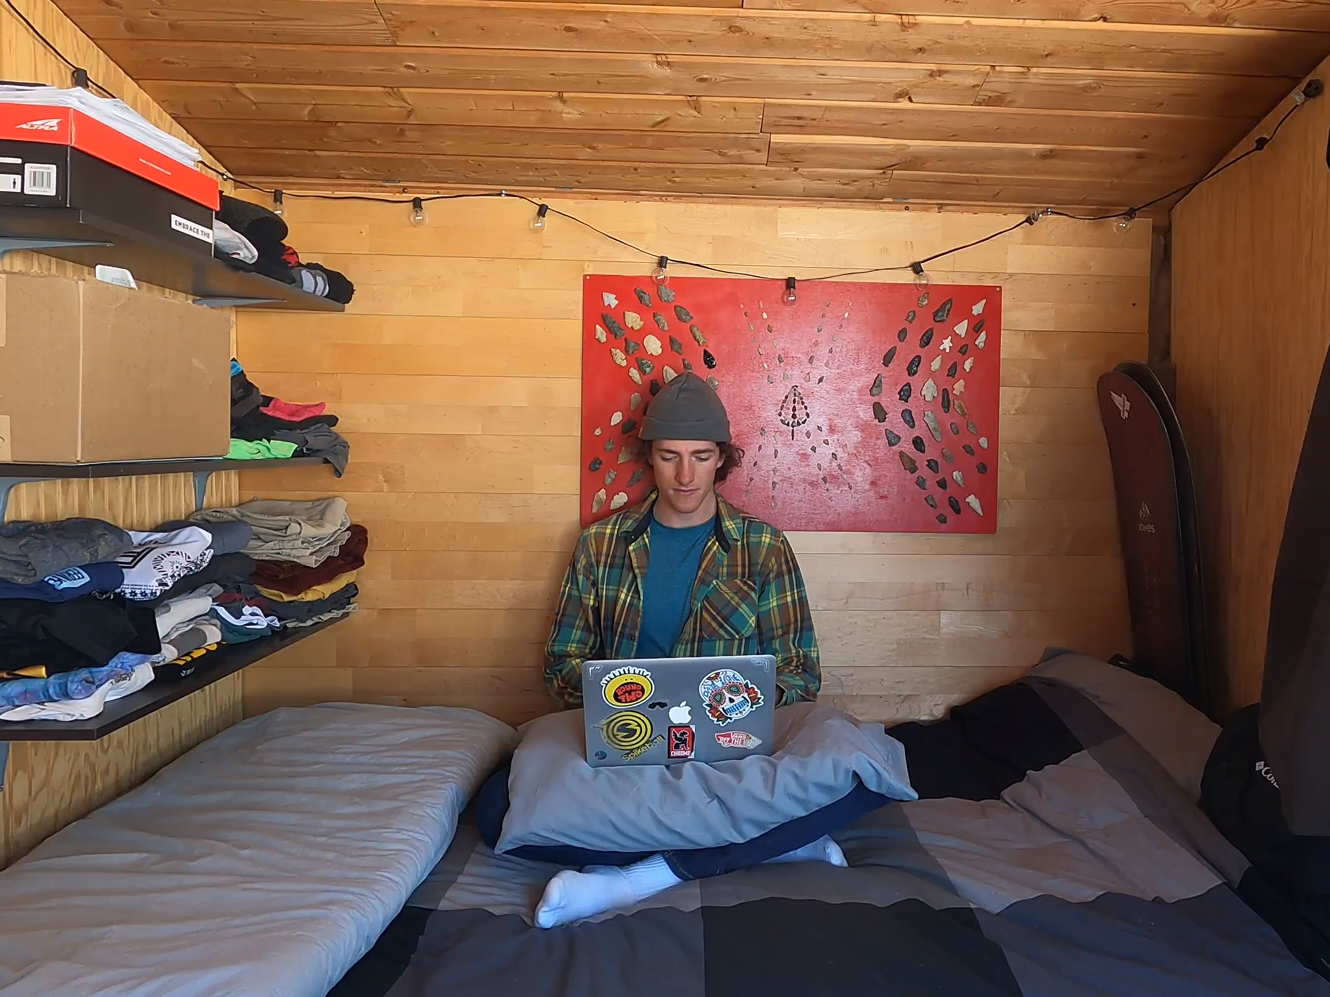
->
<box><xmin>544</xmin><ymin>491</ymin><xmax>820</xmax><ymax>708</ymax></box>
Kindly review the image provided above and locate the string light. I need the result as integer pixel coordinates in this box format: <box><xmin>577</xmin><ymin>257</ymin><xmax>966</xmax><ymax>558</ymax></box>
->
<box><xmin>12</xmin><ymin>0</ymin><xmax>1313</xmax><ymax>282</ymax></box>
<box><xmin>782</xmin><ymin>277</ymin><xmax>797</xmax><ymax>305</ymax></box>
<box><xmin>409</xmin><ymin>196</ymin><xmax>426</xmax><ymax>226</ymax></box>
<box><xmin>190</xmin><ymin>78</ymin><xmax>1319</xmax><ymax>284</ymax></box>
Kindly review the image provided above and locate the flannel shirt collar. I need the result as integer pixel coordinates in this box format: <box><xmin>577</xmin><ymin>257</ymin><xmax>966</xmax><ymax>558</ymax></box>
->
<box><xmin>619</xmin><ymin>490</ymin><xmax>738</xmax><ymax>554</ymax></box>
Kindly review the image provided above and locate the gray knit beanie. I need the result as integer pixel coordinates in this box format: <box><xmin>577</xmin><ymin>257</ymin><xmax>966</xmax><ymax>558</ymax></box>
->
<box><xmin>638</xmin><ymin>372</ymin><xmax>732</xmax><ymax>443</ymax></box>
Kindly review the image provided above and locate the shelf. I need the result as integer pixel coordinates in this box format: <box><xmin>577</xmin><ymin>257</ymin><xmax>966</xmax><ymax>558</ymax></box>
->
<box><xmin>0</xmin><ymin>617</ymin><xmax>346</xmax><ymax>741</ymax></box>
<box><xmin>0</xmin><ymin>455</ymin><xmax>330</xmax><ymax>519</ymax></box>
<box><xmin>0</xmin><ymin>206</ymin><xmax>343</xmax><ymax>312</ymax></box>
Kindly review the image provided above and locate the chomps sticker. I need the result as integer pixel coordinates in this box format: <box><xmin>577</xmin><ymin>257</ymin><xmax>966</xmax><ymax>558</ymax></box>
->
<box><xmin>601</xmin><ymin>666</ymin><xmax>654</xmax><ymax>707</ymax></box>
<box><xmin>597</xmin><ymin>710</ymin><xmax>652</xmax><ymax>751</ymax></box>
<box><xmin>699</xmin><ymin>668</ymin><xmax>764</xmax><ymax>726</ymax></box>
<box><xmin>668</xmin><ymin>725</ymin><xmax>695</xmax><ymax>759</ymax></box>
<box><xmin>715</xmin><ymin>730</ymin><xmax>762</xmax><ymax>749</ymax></box>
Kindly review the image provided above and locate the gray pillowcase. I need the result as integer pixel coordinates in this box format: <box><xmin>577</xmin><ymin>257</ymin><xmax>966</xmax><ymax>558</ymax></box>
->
<box><xmin>1033</xmin><ymin>649</ymin><xmax>1221</xmax><ymax>802</ymax></box>
<box><xmin>497</xmin><ymin>702</ymin><xmax>917</xmax><ymax>854</ymax></box>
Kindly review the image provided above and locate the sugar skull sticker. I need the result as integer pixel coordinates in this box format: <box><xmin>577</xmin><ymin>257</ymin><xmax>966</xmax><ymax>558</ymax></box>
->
<box><xmin>699</xmin><ymin>668</ymin><xmax>764</xmax><ymax>726</ymax></box>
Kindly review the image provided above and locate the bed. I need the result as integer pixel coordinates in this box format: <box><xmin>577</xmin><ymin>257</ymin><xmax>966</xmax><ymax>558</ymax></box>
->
<box><xmin>333</xmin><ymin>653</ymin><xmax>1330</xmax><ymax>997</ymax></box>
<box><xmin>0</xmin><ymin>654</ymin><xmax>1324</xmax><ymax>996</ymax></box>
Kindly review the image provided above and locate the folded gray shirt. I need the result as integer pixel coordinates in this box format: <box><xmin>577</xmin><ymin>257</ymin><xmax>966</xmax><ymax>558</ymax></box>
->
<box><xmin>0</xmin><ymin>519</ymin><xmax>132</xmax><ymax>585</ymax></box>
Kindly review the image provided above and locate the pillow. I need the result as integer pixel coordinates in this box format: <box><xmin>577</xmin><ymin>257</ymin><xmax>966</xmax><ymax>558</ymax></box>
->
<box><xmin>497</xmin><ymin>702</ymin><xmax>916</xmax><ymax>854</ymax></box>
<box><xmin>1033</xmin><ymin>649</ymin><xmax>1221</xmax><ymax>802</ymax></box>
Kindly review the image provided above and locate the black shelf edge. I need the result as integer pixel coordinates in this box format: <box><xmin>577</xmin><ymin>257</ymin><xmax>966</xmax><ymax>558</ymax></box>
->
<box><xmin>0</xmin><ymin>455</ymin><xmax>327</xmax><ymax>480</ymax></box>
<box><xmin>0</xmin><ymin>206</ymin><xmax>344</xmax><ymax>313</ymax></box>
<box><xmin>0</xmin><ymin>617</ymin><xmax>346</xmax><ymax>741</ymax></box>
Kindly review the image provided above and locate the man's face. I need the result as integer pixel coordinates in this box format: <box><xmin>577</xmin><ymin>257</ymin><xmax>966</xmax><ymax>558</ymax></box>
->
<box><xmin>649</xmin><ymin>440</ymin><xmax>723</xmax><ymax>517</ymax></box>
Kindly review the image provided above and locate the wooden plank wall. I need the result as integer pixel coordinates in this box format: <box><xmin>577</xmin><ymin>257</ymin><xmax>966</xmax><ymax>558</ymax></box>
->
<box><xmin>0</xmin><ymin>0</ymin><xmax>242</xmax><ymax>865</ymax></box>
<box><xmin>1172</xmin><ymin>62</ymin><xmax>1330</xmax><ymax>713</ymax></box>
<box><xmin>238</xmin><ymin>195</ymin><xmax>1143</xmax><ymax>725</ymax></box>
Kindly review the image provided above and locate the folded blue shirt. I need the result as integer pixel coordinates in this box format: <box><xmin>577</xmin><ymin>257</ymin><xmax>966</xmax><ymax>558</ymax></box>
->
<box><xmin>0</xmin><ymin>563</ymin><xmax>125</xmax><ymax>602</ymax></box>
<box><xmin>0</xmin><ymin>652</ymin><xmax>145</xmax><ymax>707</ymax></box>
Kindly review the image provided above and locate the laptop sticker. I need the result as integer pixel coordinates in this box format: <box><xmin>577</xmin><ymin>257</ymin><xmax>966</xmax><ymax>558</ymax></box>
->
<box><xmin>622</xmin><ymin>734</ymin><xmax>664</xmax><ymax>761</ymax></box>
<box><xmin>716</xmin><ymin>731</ymin><xmax>763</xmax><ymax>749</ymax></box>
<box><xmin>699</xmin><ymin>668</ymin><xmax>765</xmax><ymax>726</ymax></box>
<box><xmin>668</xmin><ymin>725</ymin><xmax>695</xmax><ymax>759</ymax></box>
<box><xmin>601</xmin><ymin>667</ymin><xmax>654</xmax><ymax>708</ymax></box>
<box><xmin>598</xmin><ymin>711</ymin><xmax>653</xmax><ymax>751</ymax></box>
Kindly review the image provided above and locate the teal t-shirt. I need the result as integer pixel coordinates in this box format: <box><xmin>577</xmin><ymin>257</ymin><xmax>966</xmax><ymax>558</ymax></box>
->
<box><xmin>636</xmin><ymin>514</ymin><xmax>713</xmax><ymax>658</ymax></box>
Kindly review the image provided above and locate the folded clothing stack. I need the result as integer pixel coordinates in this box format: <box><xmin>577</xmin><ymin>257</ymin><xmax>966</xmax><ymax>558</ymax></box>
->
<box><xmin>197</xmin><ymin>502</ymin><xmax>367</xmax><ymax>631</ymax></box>
<box><xmin>229</xmin><ymin>360</ymin><xmax>349</xmax><ymax>476</ymax></box>
<box><xmin>0</xmin><ymin>518</ymin><xmax>163</xmax><ymax>722</ymax></box>
<box><xmin>214</xmin><ymin>194</ymin><xmax>354</xmax><ymax>304</ymax></box>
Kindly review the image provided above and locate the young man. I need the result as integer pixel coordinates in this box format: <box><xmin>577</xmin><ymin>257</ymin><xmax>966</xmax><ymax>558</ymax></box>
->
<box><xmin>474</xmin><ymin>373</ymin><xmax>886</xmax><ymax>928</ymax></box>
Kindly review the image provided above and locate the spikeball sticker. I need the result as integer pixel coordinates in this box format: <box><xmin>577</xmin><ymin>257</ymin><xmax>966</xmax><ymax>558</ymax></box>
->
<box><xmin>597</xmin><ymin>711</ymin><xmax>653</xmax><ymax>752</ymax></box>
<box><xmin>601</xmin><ymin>666</ymin><xmax>654</xmax><ymax>708</ymax></box>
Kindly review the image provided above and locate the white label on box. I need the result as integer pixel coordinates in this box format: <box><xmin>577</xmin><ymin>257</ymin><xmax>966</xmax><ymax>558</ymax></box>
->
<box><xmin>23</xmin><ymin>163</ymin><xmax>56</xmax><ymax>196</ymax></box>
<box><xmin>95</xmin><ymin>265</ymin><xmax>137</xmax><ymax>289</ymax></box>
<box><xmin>171</xmin><ymin>214</ymin><xmax>213</xmax><ymax>245</ymax></box>
<box><xmin>0</xmin><ymin>174</ymin><xmax>20</xmax><ymax>193</ymax></box>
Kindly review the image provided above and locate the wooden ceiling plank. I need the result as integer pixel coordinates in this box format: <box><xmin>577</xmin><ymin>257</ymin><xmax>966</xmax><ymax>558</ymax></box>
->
<box><xmin>977</xmin><ymin>64</ymin><xmax>1293</xmax><ymax>116</ymax></box>
<box><xmin>149</xmin><ymin>83</ymin><xmax>766</xmax><ymax>133</ymax></box>
<box><xmin>112</xmin><ymin>42</ymin><xmax>1296</xmax><ymax>117</ymax></box>
<box><xmin>185</xmin><ymin>119</ymin><xmax>771</xmax><ymax>164</ymax></box>
<box><xmin>375</xmin><ymin>2</ymin><xmax>1330</xmax><ymax>77</ymax></box>
<box><xmin>108</xmin><ymin>43</ymin><xmax>989</xmax><ymax>103</ymax></box>
<box><xmin>739</xmin><ymin>0</ymin><xmax>1330</xmax><ymax>32</ymax></box>
<box><xmin>210</xmin><ymin>145</ymin><xmax>1175</xmax><ymax>206</ymax></box>
<box><xmin>213</xmin><ymin>146</ymin><xmax>1169</xmax><ymax>205</ymax></box>
<box><xmin>51</xmin><ymin>0</ymin><xmax>394</xmax><ymax>45</ymax></box>
<box><xmin>762</xmin><ymin>99</ymin><xmax>1243</xmax><ymax>156</ymax></box>
<box><xmin>766</xmin><ymin>133</ymin><xmax>1206</xmax><ymax>183</ymax></box>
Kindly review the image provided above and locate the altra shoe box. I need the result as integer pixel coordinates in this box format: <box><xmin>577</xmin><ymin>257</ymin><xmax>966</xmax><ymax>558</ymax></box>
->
<box><xmin>0</xmin><ymin>273</ymin><xmax>229</xmax><ymax>462</ymax></box>
<box><xmin>0</xmin><ymin>104</ymin><xmax>218</xmax><ymax>258</ymax></box>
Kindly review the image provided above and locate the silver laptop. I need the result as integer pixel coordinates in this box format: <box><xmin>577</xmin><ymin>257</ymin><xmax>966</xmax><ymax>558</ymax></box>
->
<box><xmin>582</xmin><ymin>655</ymin><xmax>776</xmax><ymax>767</ymax></box>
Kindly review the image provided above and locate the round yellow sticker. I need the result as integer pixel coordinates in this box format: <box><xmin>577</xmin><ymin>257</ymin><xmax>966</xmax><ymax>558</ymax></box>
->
<box><xmin>598</xmin><ymin>711</ymin><xmax>652</xmax><ymax>751</ymax></box>
<box><xmin>601</xmin><ymin>668</ymin><xmax>654</xmax><ymax>708</ymax></box>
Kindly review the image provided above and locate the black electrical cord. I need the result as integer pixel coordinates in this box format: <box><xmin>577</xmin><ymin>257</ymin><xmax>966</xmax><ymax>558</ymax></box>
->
<box><xmin>206</xmin><ymin>80</ymin><xmax>1318</xmax><ymax>283</ymax></box>
<box><xmin>1</xmin><ymin>0</ymin><xmax>115</xmax><ymax>98</ymax></box>
<box><xmin>21</xmin><ymin>1</ymin><xmax>1319</xmax><ymax>286</ymax></box>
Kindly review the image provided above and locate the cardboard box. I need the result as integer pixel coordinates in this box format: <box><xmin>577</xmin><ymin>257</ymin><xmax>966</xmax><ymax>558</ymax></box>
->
<box><xmin>0</xmin><ymin>273</ymin><xmax>229</xmax><ymax>462</ymax></box>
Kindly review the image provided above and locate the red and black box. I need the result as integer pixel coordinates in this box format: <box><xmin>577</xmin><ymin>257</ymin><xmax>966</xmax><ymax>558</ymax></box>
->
<box><xmin>0</xmin><ymin>103</ymin><xmax>219</xmax><ymax>257</ymax></box>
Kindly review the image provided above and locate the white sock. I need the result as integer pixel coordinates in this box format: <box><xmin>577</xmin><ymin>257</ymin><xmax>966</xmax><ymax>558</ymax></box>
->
<box><xmin>535</xmin><ymin>854</ymin><xmax>682</xmax><ymax>929</ymax></box>
<box><xmin>764</xmin><ymin>834</ymin><xmax>848</xmax><ymax>867</ymax></box>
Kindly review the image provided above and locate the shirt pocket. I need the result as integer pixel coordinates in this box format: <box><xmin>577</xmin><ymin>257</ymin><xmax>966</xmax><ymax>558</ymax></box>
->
<box><xmin>697</xmin><ymin>578</ymin><xmax>758</xmax><ymax>639</ymax></box>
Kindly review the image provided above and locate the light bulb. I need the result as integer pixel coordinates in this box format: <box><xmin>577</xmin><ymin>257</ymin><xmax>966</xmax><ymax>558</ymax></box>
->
<box><xmin>409</xmin><ymin>197</ymin><xmax>426</xmax><ymax>226</ymax></box>
<box><xmin>912</xmin><ymin>263</ymin><xmax>929</xmax><ymax>291</ymax></box>
<box><xmin>1115</xmin><ymin>210</ymin><xmax>1136</xmax><ymax>233</ymax></box>
<box><xmin>530</xmin><ymin>203</ymin><xmax>549</xmax><ymax>233</ymax></box>
<box><xmin>782</xmin><ymin>277</ymin><xmax>797</xmax><ymax>305</ymax></box>
<box><xmin>271</xmin><ymin>189</ymin><xmax>284</xmax><ymax>217</ymax></box>
<box><xmin>652</xmin><ymin>256</ymin><xmax>670</xmax><ymax>286</ymax></box>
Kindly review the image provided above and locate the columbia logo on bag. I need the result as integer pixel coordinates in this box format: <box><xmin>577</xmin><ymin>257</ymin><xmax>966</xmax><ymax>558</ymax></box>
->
<box><xmin>15</xmin><ymin>118</ymin><xmax>60</xmax><ymax>131</ymax></box>
<box><xmin>1256</xmin><ymin>761</ymin><xmax>1280</xmax><ymax>789</ymax></box>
